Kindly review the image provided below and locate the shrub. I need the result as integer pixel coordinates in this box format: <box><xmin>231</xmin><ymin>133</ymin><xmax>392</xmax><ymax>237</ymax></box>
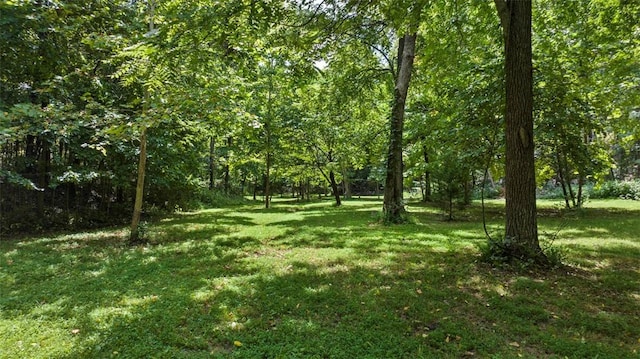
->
<box><xmin>478</xmin><ymin>235</ymin><xmax>565</xmax><ymax>269</ymax></box>
<box><xmin>590</xmin><ymin>180</ymin><xmax>640</xmax><ymax>200</ymax></box>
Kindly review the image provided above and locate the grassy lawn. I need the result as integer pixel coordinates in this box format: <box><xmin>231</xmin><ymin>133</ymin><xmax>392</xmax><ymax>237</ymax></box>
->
<box><xmin>1</xmin><ymin>198</ymin><xmax>639</xmax><ymax>358</ymax></box>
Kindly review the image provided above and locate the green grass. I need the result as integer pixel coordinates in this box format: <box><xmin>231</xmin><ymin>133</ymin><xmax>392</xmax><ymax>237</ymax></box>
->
<box><xmin>1</xmin><ymin>198</ymin><xmax>639</xmax><ymax>358</ymax></box>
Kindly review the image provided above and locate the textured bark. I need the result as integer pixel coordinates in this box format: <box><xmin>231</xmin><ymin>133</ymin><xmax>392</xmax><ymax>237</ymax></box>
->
<box><xmin>383</xmin><ymin>33</ymin><xmax>417</xmax><ymax>222</ymax></box>
<box><xmin>495</xmin><ymin>0</ymin><xmax>545</xmax><ymax>261</ymax></box>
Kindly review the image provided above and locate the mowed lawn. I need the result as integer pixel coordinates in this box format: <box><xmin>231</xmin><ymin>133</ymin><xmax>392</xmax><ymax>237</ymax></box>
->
<box><xmin>1</xmin><ymin>198</ymin><xmax>639</xmax><ymax>358</ymax></box>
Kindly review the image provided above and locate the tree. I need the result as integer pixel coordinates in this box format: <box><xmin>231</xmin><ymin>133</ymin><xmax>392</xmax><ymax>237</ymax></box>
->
<box><xmin>494</xmin><ymin>0</ymin><xmax>546</xmax><ymax>263</ymax></box>
<box><xmin>130</xmin><ymin>0</ymin><xmax>155</xmax><ymax>243</ymax></box>
<box><xmin>383</xmin><ymin>33</ymin><xmax>417</xmax><ymax>222</ymax></box>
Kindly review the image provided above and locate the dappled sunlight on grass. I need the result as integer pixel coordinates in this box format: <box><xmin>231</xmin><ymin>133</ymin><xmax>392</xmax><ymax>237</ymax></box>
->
<box><xmin>1</xmin><ymin>198</ymin><xmax>639</xmax><ymax>358</ymax></box>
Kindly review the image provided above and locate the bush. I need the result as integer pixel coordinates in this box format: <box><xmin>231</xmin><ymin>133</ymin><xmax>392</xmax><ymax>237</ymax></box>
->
<box><xmin>478</xmin><ymin>235</ymin><xmax>565</xmax><ymax>269</ymax></box>
<box><xmin>188</xmin><ymin>189</ymin><xmax>248</xmax><ymax>209</ymax></box>
<box><xmin>590</xmin><ymin>180</ymin><xmax>640</xmax><ymax>200</ymax></box>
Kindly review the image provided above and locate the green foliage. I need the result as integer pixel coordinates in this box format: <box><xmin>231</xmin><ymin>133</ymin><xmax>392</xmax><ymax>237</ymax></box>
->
<box><xmin>191</xmin><ymin>189</ymin><xmax>249</xmax><ymax>209</ymax></box>
<box><xmin>591</xmin><ymin>180</ymin><xmax>640</xmax><ymax>200</ymax></box>
<box><xmin>478</xmin><ymin>234</ymin><xmax>566</xmax><ymax>270</ymax></box>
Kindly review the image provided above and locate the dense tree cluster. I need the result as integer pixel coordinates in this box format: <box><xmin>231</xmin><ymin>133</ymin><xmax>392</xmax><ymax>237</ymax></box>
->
<box><xmin>1</xmin><ymin>0</ymin><xmax>638</xmax><ymax>259</ymax></box>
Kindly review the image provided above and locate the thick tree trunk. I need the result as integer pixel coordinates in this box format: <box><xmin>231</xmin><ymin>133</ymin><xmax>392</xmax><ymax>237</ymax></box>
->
<box><xmin>383</xmin><ymin>33</ymin><xmax>417</xmax><ymax>222</ymax></box>
<box><xmin>495</xmin><ymin>0</ymin><xmax>545</xmax><ymax>262</ymax></box>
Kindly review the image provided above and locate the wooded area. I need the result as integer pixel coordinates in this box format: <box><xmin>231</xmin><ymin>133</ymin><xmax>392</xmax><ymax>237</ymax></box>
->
<box><xmin>1</xmin><ymin>1</ymin><xmax>640</xmax><ymax>357</ymax></box>
<box><xmin>1</xmin><ymin>0</ymin><xmax>639</xmax><ymax>257</ymax></box>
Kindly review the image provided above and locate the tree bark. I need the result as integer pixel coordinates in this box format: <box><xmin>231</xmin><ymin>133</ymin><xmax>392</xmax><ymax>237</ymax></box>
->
<box><xmin>423</xmin><ymin>144</ymin><xmax>431</xmax><ymax>202</ymax></box>
<box><xmin>224</xmin><ymin>136</ymin><xmax>232</xmax><ymax>194</ymax></box>
<box><xmin>130</xmin><ymin>1</ymin><xmax>154</xmax><ymax>242</ymax></box>
<box><xmin>208</xmin><ymin>136</ymin><xmax>215</xmax><ymax>190</ymax></box>
<box><xmin>555</xmin><ymin>149</ymin><xmax>571</xmax><ymax>209</ymax></box>
<box><xmin>383</xmin><ymin>33</ymin><xmax>417</xmax><ymax>222</ymax></box>
<box><xmin>495</xmin><ymin>0</ymin><xmax>545</xmax><ymax>262</ymax></box>
<box><xmin>265</xmin><ymin>151</ymin><xmax>271</xmax><ymax>208</ymax></box>
<box><xmin>329</xmin><ymin>170</ymin><xmax>341</xmax><ymax>206</ymax></box>
<box><xmin>130</xmin><ymin>127</ymin><xmax>147</xmax><ymax>241</ymax></box>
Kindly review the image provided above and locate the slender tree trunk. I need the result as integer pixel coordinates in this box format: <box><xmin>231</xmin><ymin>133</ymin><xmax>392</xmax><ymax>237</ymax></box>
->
<box><xmin>208</xmin><ymin>136</ymin><xmax>215</xmax><ymax>190</ymax></box>
<box><xmin>577</xmin><ymin>174</ymin><xmax>584</xmax><ymax>208</ymax></box>
<box><xmin>495</xmin><ymin>0</ymin><xmax>545</xmax><ymax>263</ymax></box>
<box><xmin>383</xmin><ymin>33</ymin><xmax>417</xmax><ymax>222</ymax></box>
<box><xmin>224</xmin><ymin>136</ymin><xmax>232</xmax><ymax>194</ymax></box>
<box><xmin>562</xmin><ymin>152</ymin><xmax>577</xmax><ymax>207</ymax></box>
<box><xmin>265</xmin><ymin>152</ymin><xmax>271</xmax><ymax>208</ymax></box>
<box><xmin>130</xmin><ymin>1</ymin><xmax>154</xmax><ymax>242</ymax></box>
<box><xmin>342</xmin><ymin>165</ymin><xmax>351</xmax><ymax>200</ymax></box>
<box><xmin>555</xmin><ymin>150</ymin><xmax>571</xmax><ymax>209</ymax></box>
<box><xmin>130</xmin><ymin>127</ymin><xmax>147</xmax><ymax>241</ymax></box>
<box><xmin>253</xmin><ymin>176</ymin><xmax>257</xmax><ymax>201</ymax></box>
<box><xmin>329</xmin><ymin>170</ymin><xmax>341</xmax><ymax>206</ymax></box>
<box><xmin>240</xmin><ymin>172</ymin><xmax>246</xmax><ymax>197</ymax></box>
<box><xmin>423</xmin><ymin>144</ymin><xmax>431</xmax><ymax>202</ymax></box>
<box><xmin>36</xmin><ymin>136</ymin><xmax>50</xmax><ymax>214</ymax></box>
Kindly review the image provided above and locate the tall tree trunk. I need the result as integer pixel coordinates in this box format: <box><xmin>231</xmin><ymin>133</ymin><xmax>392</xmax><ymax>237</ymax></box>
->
<box><xmin>577</xmin><ymin>174</ymin><xmax>584</xmax><ymax>208</ymax></box>
<box><xmin>130</xmin><ymin>127</ymin><xmax>147</xmax><ymax>241</ymax></box>
<box><xmin>383</xmin><ymin>33</ymin><xmax>417</xmax><ymax>222</ymax></box>
<box><xmin>253</xmin><ymin>176</ymin><xmax>257</xmax><ymax>201</ymax></box>
<box><xmin>240</xmin><ymin>172</ymin><xmax>246</xmax><ymax>196</ymax></box>
<box><xmin>130</xmin><ymin>1</ymin><xmax>154</xmax><ymax>242</ymax></box>
<box><xmin>224</xmin><ymin>136</ymin><xmax>232</xmax><ymax>194</ymax></box>
<box><xmin>36</xmin><ymin>136</ymin><xmax>50</xmax><ymax>214</ymax></box>
<box><xmin>562</xmin><ymin>152</ymin><xmax>577</xmax><ymax>207</ymax></box>
<box><xmin>423</xmin><ymin>144</ymin><xmax>431</xmax><ymax>202</ymax></box>
<box><xmin>265</xmin><ymin>152</ymin><xmax>271</xmax><ymax>208</ymax></box>
<box><xmin>208</xmin><ymin>136</ymin><xmax>215</xmax><ymax>190</ymax></box>
<box><xmin>555</xmin><ymin>149</ymin><xmax>571</xmax><ymax>209</ymax></box>
<box><xmin>495</xmin><ymin>0</ymin><xmax>546</xmax><ymax>263</ymax></box>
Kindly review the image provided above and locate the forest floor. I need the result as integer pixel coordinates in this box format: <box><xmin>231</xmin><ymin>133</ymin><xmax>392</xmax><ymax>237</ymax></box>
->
<box><xmin>1</xmin><ymin>198</ymin><xmax>639</xmax><ymax>358</ymax></box>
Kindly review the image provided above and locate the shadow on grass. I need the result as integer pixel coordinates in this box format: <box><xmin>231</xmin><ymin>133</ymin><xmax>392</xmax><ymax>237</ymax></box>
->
<box><xmin>2</xmin><ymin>200</ymin><xmax>639</xmax><ymax>358</ymax></box>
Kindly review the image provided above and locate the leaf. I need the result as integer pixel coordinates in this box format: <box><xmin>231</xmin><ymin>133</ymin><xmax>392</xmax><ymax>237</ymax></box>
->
<box><xmin>233</xmin><ymin>340</ymin><xmax>243</xmax><ymax>347</ymax></box>
<box><xmin>509</xmin><ymin>342</ymin><xmax>520</xmax><ymax>347</ymax></box>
